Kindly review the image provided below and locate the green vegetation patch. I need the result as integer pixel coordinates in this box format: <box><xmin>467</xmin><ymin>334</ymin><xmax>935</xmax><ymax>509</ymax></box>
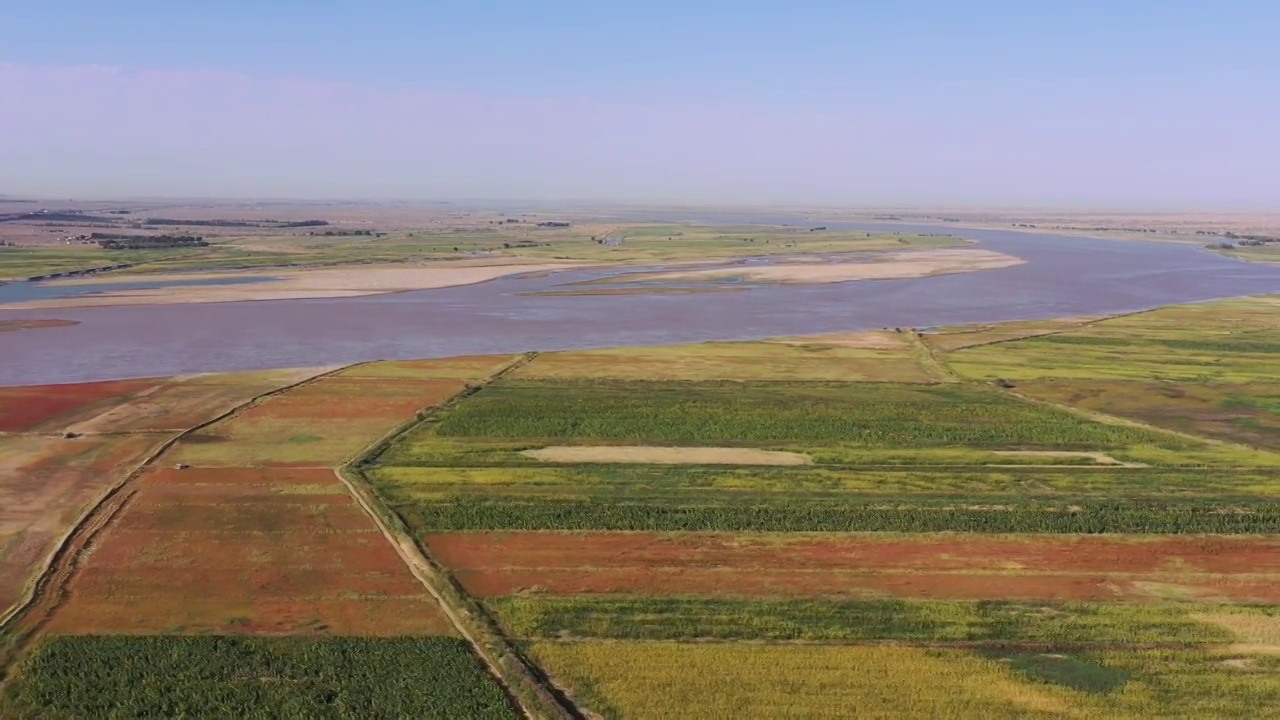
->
<box><xmin>494</xmin><ymin>597</ymin><xmax>1267</xmax><ymax>645</ymax></box>
<box><xmin>421</xmin><ymin>380</ymin><xmax>1180</xmax><ymax>450</ymax></box>
<box><xmin>393</xmin><ymin>496</ymin><xmax>1280</xmax><ymax>534</ymax></box>
<box><xmin>946</xmin><ymin>297</ymin><xmax>1280</xmax><ymax>384</ymax></box>
<box><xmin>0</xmin><ymin>636</ymin><xmax>515</xmax><ymax>719</ymax></box>
<box><xmin>981</xmin><ymin>650</ymin><xmax>1131</xmax><ymax>694</ymax></box>
<box><xmin>511</xmin><ymin>340</ymin><xmax>934</xmax><ymax>383</ymax></box>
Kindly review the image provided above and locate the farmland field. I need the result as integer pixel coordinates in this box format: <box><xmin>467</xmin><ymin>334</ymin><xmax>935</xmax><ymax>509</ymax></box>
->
<box><xmin>354</xmin><ymin>295</ymin><xmax>1280</xmax><ymax>718</ymax></box>
<box><xmin>43</xmin><ymin>358</ymin><xmax>513</xmax><ymax>635</ymax></box>
<box><xmin>0</xmin><ymin>368</ymin><xmax>327</xmax><ymax>623</ymax></box>
<box><xmin>431</xmin><ymin>532</ymin><xmax>1280</xmax><ymax>602</ymax></box>
<box><xmin>0</xmin><ymin>356</ymin><xmax>531</xmax><ymax>718</ymax></box>
<box><xmin>526</xmin><ymin>642</ymin><xmax>1280</xmax><ymax>720</ymax></box>
<box><xmin>1</xmin><ymin>636</ymin><xmax>515</xmax><ymax>719</ymax></box>
<box><xmin>2</xmin><ymin>296</ymin><xmax>1276</xmax><ymax>718</ymax></box>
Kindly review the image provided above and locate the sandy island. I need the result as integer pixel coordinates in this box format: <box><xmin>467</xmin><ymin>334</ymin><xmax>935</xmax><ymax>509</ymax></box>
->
<box><xmin>591</xmin><ymin>248</ymin><xmax>1024</xmax><ymax>286</ymax></box>
<box><xmin>0</xmin><ymin>261</ymin><xmax>589</xmax><ymax>310</ymax></box>
<box><xmin>0</xmin><ymin>248</ymin><xmax>1025</xmax><ymax>310</ymax></box>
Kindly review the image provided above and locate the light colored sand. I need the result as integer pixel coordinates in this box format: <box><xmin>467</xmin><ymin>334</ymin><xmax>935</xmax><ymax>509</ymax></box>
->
<box><xmin>0</xmin><ymin>261</ymin><xmax>587</xmax><ymax>310</ymax></box>
<box><xmin>599</xmin><ymin>248</ymin><xmax>1023</xmax><ymax>285</ymax></box>
<box><xmin>770</xmin><ymin>330</ymin><xmax>912</xmax><ymax>350</ymax></box>
<box><xmin>1196</xmin><ymin>614</ymin><xmax>1280</xmax><ymax>646</ymax></box>
<box><xmin>990</xmin><ymin>450</ymin><xmax>1147</xmax><ymax>468</ymax></box>
<box><xmin>522</xmin><ymin>446</ymin><xmax>814</xmax><ymax>466</ymax></box>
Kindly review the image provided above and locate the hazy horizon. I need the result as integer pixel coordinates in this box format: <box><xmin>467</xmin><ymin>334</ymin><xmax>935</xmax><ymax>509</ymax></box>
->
<box><xmin>4</xmin><ymin>2</ymin><xmax>1278</xmax><ymax>210</ymax></box>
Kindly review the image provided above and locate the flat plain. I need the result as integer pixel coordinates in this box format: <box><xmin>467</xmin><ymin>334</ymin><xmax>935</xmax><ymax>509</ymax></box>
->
<box><xmin>362</xmin><ymin>294</ymin><xmax>1280</xmax><ymax>719</ymax></box>
<box><xmin>1</xmin><ymin>294</ymin><xmax>1276</xmax><ymax>718</ymax></box>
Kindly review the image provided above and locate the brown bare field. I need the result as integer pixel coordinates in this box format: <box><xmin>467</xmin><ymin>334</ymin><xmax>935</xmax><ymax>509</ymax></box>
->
<box><xmin>0</xmin><ymin>379</ymin><xmax>159</xmax><ymax>432</ymax></box>
<box><xmin>41</xmin><ymin>362</ymin><xmax>487</xmax><ymax>637</ymax></box>
<box><xmin>520</xmin><ymin>446</ymin><xmax>813</xmax><ymax>465</ymax></box>
<box><xmin>0</xmin><ymin>434</ymin><xmax>166</xmax><ymax>618</ymax></box>
<box><xmin>51</xmin><ymin>466</ymin><xmax>456</xmax><ymax>636</ymax></box>
<box><xmin>61</xmin><ymin>370</ymin><xmax>328</xmax><ymax>434</ymax></box>
<box><xmin>429</xmin><ymin>532</ymin><xmax>1280</xmax><ymax>603</ymax></box>
<box><xmin>168</xmin><ymin>377</ymin><xmax>468</xmax><ymax>466</ymax></box>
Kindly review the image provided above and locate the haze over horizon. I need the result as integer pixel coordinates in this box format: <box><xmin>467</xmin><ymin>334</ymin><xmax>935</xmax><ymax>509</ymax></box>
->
<box><xmin>3</xmin><ymin>1</ymin><xmax>1277</xmax><ymax>209</ymax></box>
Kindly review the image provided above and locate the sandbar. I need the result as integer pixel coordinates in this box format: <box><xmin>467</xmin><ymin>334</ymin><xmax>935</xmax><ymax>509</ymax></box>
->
<box><xmin>0</xmin><ymin>261</ymin><xmax>588</xmax><ymax>310</ymax></box>
<box><xmin>594</xmin><ymin>248</ymin><xmax>1024</xmax><ymax>285</ymax></box>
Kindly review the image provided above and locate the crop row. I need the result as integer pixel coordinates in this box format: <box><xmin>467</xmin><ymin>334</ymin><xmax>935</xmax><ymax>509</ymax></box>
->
<box><xmin>494</xmin><ymin>597</ymin><xmax>1269</xmax><ymax>645</ymax></box>
<box><xmin>395</xmin><ymin>497</ymin><xmax>1280</xmax><ymax>534</ymax></box>
<box><xmin>369</xmin><ymin>464</ymin><xmax>1280</xmax><ymax>500</ymax></box>
<box><xmin>421</xmin><ymin>380</ymin><xmax>1181</xmax><ymax>449</ymax></box>
<box><xmin>1</xmin><ymin>636</ymin><xmax>515</xmax><ymax>719</ymax></box>
<box><xmin>526</xmin><ymin>642</ymin><xmax>1280</xmax><ymax>720</ymax></box>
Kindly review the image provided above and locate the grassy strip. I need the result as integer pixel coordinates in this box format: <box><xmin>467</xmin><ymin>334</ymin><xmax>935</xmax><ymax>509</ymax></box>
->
<box><xmin>394</xmin><ymin>497</ymin><xmax>1280</xmax><ymax>534</ymax></box>
<box><xmin>0</xmin><ymin>636</ymin><xmax>515</xmax><ymax>719</ymax></box>
<box><xmin>369</xmin><ymin>465</ymin><xmax>1280</xmax><ymax>499</ymax></box>
<box><xmin>493</xmin><ymin>597</ymin><xmax>1268</xmax><ymax>645</ymax></box>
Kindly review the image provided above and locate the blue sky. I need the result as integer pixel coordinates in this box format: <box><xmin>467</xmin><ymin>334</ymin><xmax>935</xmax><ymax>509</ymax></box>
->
<box><xmin>3</xmin><ymin>1</ymin><xmax>1278</xmax><ymax>206</ymax></box>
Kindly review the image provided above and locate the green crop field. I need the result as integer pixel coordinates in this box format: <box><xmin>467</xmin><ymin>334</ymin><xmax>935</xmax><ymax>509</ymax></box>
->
<box><xmin>392</xmin><ymin>495</ymin><xmax>1280</xmax><ymax>533</ymax></box>
<box><xmin>0</xmin><ymin>636</ymin><xmax>516</xmax><ymax>719</ymax></box>
<box><xmin>403</xmin><ymin>380</ymin><xmax>1187</xmax><ymax>450</ymax></box>
<box><xmin>494</xmin><ymin>597</ymin><xmax>1271</xmax><ymax>645</ymax></box>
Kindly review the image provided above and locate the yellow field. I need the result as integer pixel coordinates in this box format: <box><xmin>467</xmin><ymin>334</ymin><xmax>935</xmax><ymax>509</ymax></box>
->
<box><xmin>512</xmin><ymin>339</ymin><xmax>937</xmax><ymax>383</ymax></box>
<box><xmin>528</xmin><ymin>642</ymin><xmax>1091</xmax><ymax>720</ymax></box>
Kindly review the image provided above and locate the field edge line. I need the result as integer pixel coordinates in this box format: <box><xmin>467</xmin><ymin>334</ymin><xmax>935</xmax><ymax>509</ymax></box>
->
<box><xmin>0</xmin><ymin>363</ymin><xmax>356</xmax><ymax>685</ymax></box>
<box><xmin>334</xmin><ymin>352</ymin><xmax>580</xmax><ymax>720</ymax></box>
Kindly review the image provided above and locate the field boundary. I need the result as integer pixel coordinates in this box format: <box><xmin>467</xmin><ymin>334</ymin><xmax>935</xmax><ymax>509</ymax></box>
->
<box><xmin>907</xmin><ymin>332</ymin><xmax>959</xmax><ymax>382</ymax></box>
<box><xmin>335</xmin><ymin>352</ymin><xmax>580</xmax><ymax>720</ymax></box>
<box><xmin>0</xmin><ymin>364</ymin><xmax>355</xmax><ymax>684</ymax></box>
<box><xmin>1002</xmin><ymin>387</ymin><xmax>1269</xmax><ymax>452</ymax></box>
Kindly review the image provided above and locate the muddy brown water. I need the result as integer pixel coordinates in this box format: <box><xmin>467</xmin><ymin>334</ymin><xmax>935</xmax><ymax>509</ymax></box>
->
<box><xmin>1</xmin><ymin>223</ymin><xmax>1277</xmax><ymax>386</ymax></box>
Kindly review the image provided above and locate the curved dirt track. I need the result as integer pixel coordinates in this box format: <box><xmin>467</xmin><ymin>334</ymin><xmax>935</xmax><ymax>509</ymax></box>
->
<box><xmin>0</xmin><ymin>366</ymin><xmax>351</xmax><ymax>682</ymax></box>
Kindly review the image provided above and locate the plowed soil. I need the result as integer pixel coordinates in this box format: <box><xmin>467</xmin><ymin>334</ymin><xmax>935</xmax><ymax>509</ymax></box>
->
<box><xmin>52</xmin><ymin>466</ymin><xmax>456</xmax><ymax>635</ymax></box>
<box><xmin>430</xmin><ymin>532</ymin><xmax>1280</xmax><ymax>602</ymax></box>
<box><xmin>0</xmin><ymin>379</ymin><xmax>157</xmax><ymax>432</ymax></box>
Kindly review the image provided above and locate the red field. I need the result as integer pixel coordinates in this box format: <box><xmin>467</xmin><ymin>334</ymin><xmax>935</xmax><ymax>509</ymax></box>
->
<box><xmin>52</xmin><ymin>465</ymin><xmax>456</xmax><ymax>635</ymax></box>
<box><xmin>429</xmin><ymin>532</ymin><xmax>1280</xmax><ymax>602</ymax></box>
<box><xmin>0</xmin><ymin>379</ymin><xmax>158</xmax><ymax>432</ymax></box>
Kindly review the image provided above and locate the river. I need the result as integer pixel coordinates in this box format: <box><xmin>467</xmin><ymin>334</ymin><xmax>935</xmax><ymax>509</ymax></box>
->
<box><xmin>1</xmin><ymin>223</ymin><xmax>1276</xmax><ymax>386</ymax></box>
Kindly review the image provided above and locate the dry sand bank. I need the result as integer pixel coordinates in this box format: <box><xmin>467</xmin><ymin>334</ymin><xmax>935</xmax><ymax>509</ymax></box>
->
<box><xmin>593</xmin><ymin>248</ymin><xmax>1024</xmax><ymax>286</ymax></box>
<box><xmin>521</xmin><ymin>446</ymin><xmax>814</xmax><ymax>466</ymax></box>
<box><xmin>0</xmin><ymin>261</ymin><xmax>588</xmax><ymax>310</ymax></box>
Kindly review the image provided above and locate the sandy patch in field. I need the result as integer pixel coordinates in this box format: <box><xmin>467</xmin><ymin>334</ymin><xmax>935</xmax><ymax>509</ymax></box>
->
<box><xmin>599</xmin><ymin>248</ymin><xmax>1023</xmax><ymax>286</ymax></box>
<box><xmin>0</xmin><ymin>261</ymin><xmax>587</xmax><ymax>309</ymax></box>
<box><xmin>521</xmin><ymin>446</ymin><xmax>813</xmax><ymax>465</ymax></box>
<box><xmin>990</xmin><ymin>450</ymin><xmax>1146</xmax><ymax>467</ymax></box>
<box><xmin>1196</xmin><ymin>613</ymin><xmax>1280</xmax><ymax>646</ymax></box>
<box><xmin>770</xmin><ymin>330</ymin><xmax>911</xmax><ymax>350</ymax></box>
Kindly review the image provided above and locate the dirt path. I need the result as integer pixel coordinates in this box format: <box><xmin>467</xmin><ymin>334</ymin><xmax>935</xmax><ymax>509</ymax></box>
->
<box><xmin>0</xmin><ymin>365</ymin><xmax>358</xmax><ymax>684</ymax></box>
<box><xmin>1004</xmin><ymin>388</ymin><xmax>1267</xmax><ymax>452</ymax></box>
<box><xmin>334</xmin><ymin>352</ymin><xmax>578</xmax><ymax>720</ymax></box>
<box><xmin>907</xmin><ymin>332</ymin><xmax>960</xmax><ymax>383</ymax></box>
